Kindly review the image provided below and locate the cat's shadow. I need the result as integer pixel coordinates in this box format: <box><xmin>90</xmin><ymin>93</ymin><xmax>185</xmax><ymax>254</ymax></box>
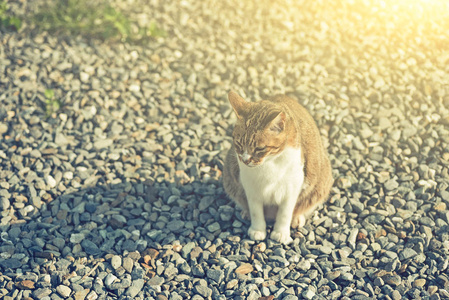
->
<box><xmin>13</xmin><ymin>177</ymin><xmax>250</xmax><ymax>259</ymax></box>
<box><xmin>6</xmin><ymin>174</ymin><xmax>341</xmax><ymax>292</ymax></box>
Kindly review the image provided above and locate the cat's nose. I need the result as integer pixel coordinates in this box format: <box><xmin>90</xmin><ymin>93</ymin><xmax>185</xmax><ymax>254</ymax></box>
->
<box><xmin>241</xmin><ymin>152</ymin><xmax>251</xmax><ymax>164</ymax></box>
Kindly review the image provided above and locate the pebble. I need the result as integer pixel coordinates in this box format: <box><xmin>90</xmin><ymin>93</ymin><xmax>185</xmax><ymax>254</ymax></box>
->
<box><xmin>400</xmin><ymin>248</ymin><xmax>417</xmax><ymax>261</ymax></box>
<box><xmin>70</xmin><ymin>233</ymin><xmax>85</xmax><ymax>244</ymax></box>
<box><xmin>327</xmin><ymin>271</ymin><xmax>341</xmax><ymax>281</ymax></box>
<box><xmin>182</xmin><ymin>242</ymin><xmax>196</xmax><ymax>258</ymax></box>
<box><xmin>33</xmin><ymin>288</ymin><xmax>52</xmax><ymax>298</ymax></box>
<box><xmin>148</xmin><ymin>276</ymin><xmax>164</xmax><ymax>286</ymax></box>
<box><xmin>384</xmin><ymin>275</ymin><xmax>402</xmax><ymax>286</ymax></box>
<box><xmin>81</xmin><ymin>240</ymin><xmax>101</xmax><ymax>255</ymax></box>
<box><xmin>391</xmin><ymin>290</ymin><xmax>402</xmax><ymax>300</ymax></box>
<box><xmin>297</xmin><ymin>260</ymin><xmax>311</xmax><ymax>271</ymax></box>
<box><xmin>194</xmin><ymin>285</ymin><xmax>211</xmax><ymax>298</ymax></box>
<box><xmin>104</xmin><ymin>274</ymin><xmax>118</xmax><ymax>287</ymax></box>
<box><xmin>76</xmin><ymin>290</ymin><xmax>91</xmax><ymax>300</ymax></box>
<box><xmin>235</xmin><ymin>263</ymin><xmax>253</xmax><ymax>275</ymax></box>
<box><xmin>0</xmin><ymin>258</ymin><xmax>21</xmax><ymax>269</ymax></box>
<box><xmin>122</xmin><ymin>257</ymin><xmax>134</xmax><ymax>273</ymax></box>
<box><xmin>56</xmin><ymin>285</ymin><xmax>72</xmax><ymax>298</ymax></box>
<box><xmin>167</xmin><ymin>220</ymin><xmax>185</xmax><ymax>232</ymax></box>
<box><xmin>125</xmin><ymin>279</ymin><xmax>145</xmax><ymax>297</ymax></box>
<box><xmin>111</xmin><ymin>255</ymin><xmax>122</xmax><ymax>269</ymax></box>
<box><xmin>207</xmin><ymin>269</ymin><xmax>224</xmax><ymax>284</ymax></box>
<box><xmin>1</xmin><ymin>197</ymin><xmax>10</xmax><ymax>210</ymax></box>
<box><xmin>207</xmin><ymin>222</ymin><xmax>221</xmax><ymax>232</ymax></box>
<box><xmin>341</xmin><ymin>272</ymin><xmax>354</xmax><ymax>281</ymax></box>
<box><xmin>413</xmin><ymin>279</ymin><xmax>426</xmax><ymax>287</ymax></box>
<box><xmin>16</xmin><ymin>280</ymin><xmax>35</xmax><ymax>290</ymax></box>
<box><xmin>0</xmin><ymin>123</ymin><xmax>8</xmax><ymax>134</ymax></box>
<box><xmin>302</xmin><ymin>289</ymin><xmax>315</xmax><ymax>300</ymax></box>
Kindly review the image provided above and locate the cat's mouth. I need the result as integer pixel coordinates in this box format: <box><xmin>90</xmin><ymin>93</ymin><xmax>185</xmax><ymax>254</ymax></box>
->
<box><xmin>238</xmin><ymin>152</ymin><xmax>263</xmax><ymax>167</ymax></box>
<box><xmin>240</xmin><ymin>158</ymin><xmax>262</xmax><ymax>168</ymax></box>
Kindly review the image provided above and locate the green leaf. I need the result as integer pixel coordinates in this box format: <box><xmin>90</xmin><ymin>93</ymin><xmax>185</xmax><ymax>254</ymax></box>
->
<box><xmin>45</xmin><ymin>89</ymin><xmax>55</xmax><ymax>100</ymax></box>
<box><xmin>29</xmin><ymin>0</ymin><xmax>166</xmax><ymax>43</ymax></box>
<box><xmin>8</xmin><ymin>16</ymin><xmax>21</xmax><ymax>30</ymax></box>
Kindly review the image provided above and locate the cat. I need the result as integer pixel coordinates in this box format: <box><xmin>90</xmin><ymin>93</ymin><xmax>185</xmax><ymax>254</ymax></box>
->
<box><xmin>223</xmin><ymin>91</ymin><xmax>333</xmax><ymax>244</ymax></box>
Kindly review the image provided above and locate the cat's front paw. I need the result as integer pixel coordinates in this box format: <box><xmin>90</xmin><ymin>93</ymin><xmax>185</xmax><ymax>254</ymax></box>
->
<box><xmin>248</xmin><ymin>227</ymin><xmax>266</xmax><ymax>241</ymax></box>
<box><xmin>270</xmin><ymin>229</ymin><xmax>293</xmax><ymax>244</ymax></box>
<box><xmin>291</xmin><ymin>214</ymin><xmax>306</xmax><ymax>228</ymax></box>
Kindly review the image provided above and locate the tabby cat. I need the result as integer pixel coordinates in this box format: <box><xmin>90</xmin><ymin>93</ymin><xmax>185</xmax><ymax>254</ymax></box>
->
<box><xmin>223</xmin><ymin>91</ymin><xmax>333</xmax><ymax>244</ymax></box>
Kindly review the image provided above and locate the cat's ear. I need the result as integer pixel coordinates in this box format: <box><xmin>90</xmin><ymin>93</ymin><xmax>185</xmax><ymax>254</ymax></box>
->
<box><xmin>228</xmin><ymin>91</ymin><xmax>248</xmax><ymax>119</ymax></box>
<box><xmin>266</xmin><ymin>111</ymin><xmax>285</xmax><ymax>133</ymax></box>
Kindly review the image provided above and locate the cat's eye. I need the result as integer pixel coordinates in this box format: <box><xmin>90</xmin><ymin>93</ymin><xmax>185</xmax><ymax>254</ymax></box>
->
<box><xmin>254</xmin><ymin>146</ymin><xmax>266</xmax><ymax>153</ymax></box>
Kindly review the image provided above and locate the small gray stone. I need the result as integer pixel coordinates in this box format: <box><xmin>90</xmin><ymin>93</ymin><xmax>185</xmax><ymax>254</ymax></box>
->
<box><xmin>308</xmin><ymin>269</ymin><xmax>318</xmax><ymax>280</ymax></box>
<box><xmin>341</xmin><ymin>272</ymin><xmax>354</xmax><ymax>281</ymax></box>
<box><xmin>56</xmin><ymin>259</ymin><xmax>72</xmax><ymax>270</ymax></box>
<box><xmin>182</xmin><ymin>242</ymin><xmax>196</xmax><ymax>258</ymax></box>
<box><xmin>419</xmin><ymin>217</ymin><xmax>435</xmax><ymax>227</ymax></box>
<box><xmin>55</xmin><ymin>133</ymin><xmax>69</xmax><ymax>146</ymax></box>
<box><xmin>0</xmin><ymin>197</ymin><xmax>10</xmax><ymax>210</ymax></box>
<box><xmin>440</xmin><ymin>190</ymin><xmax>449</xmax><ymax>202</ymax></box>
<box><xmin>125</xmin><ymin>278</ymin><xmax>145</xmax><ymax>297</ymax></box>
<box><xmin>33</xmin><ymin>288</ymin><xmax>52</xmax><ymax>298</ymax></box>
<box><xmin>94</xmin><ymin>139</ymin><xmax>113</xmax><ymax>149</ymax></box>
<box><xmin>85</xmin><ymin>203</ymin><xmax>97</xmax><ymax>213</ymax></box>
<box><xmin>348</xmin><ymin>228</ymin><xmax>358</xmax><ymax>248</ymax></box>
<box><xmin>207</xmin><ymin>222</ymin><xmax>221</xmax><ymax>232</ymax></box>
<box><xmin>164</xmin><ymin>264</ymin><xmax>178</xmax><ymax>278</ymax></box>
<box><xmin>148</xmin><ymin>275</ymin><xmax>164</xmax><ymax>286</ymax></box>
<box><xmin>198</xmin><ymin>196</ymin><xmax>214</xmax><ymax>211</ymax></box>
<box><xmin>111</xmin><ymin>255</ymin><xmax>122</xmax><ymax>269</ymax></box>
<box><xmin>180</xmin><ymin>261</ymin><xmax>191</xmax><ymax>274</ymax></box>
<box><xmin>384</xmin><ymin>179</ymin><xmax>399</xmax><ymax>191</ymax></box>
<box><xmin>0</xmin><ymin>123</ymin><xmax>8</xmax><ymax>134</ymax></box>
<box><xmin>385</xmin><ymin>260</ymin><xmax>398</xmax><ymax>272</ymax></box>
<box><xmin>320</xmin><ymin>246</ymin><xmax>333</xmax><ymax>254</ymax></box>
<box><xmin>302</xmin><ymin>289</ymin><xmax>315</xmax><ymax>300</ymax></box>
<box><xmin>207</xmin><ymin>269</ymin><xmax>224</xmax><ymax>284</ymax></box>
<box><xmin>218</xmin><ymin>205</ymin><xmax>234</xmax><ymax>221</ymax></box>
<box><xmin>53</xmin><ymin>238</ymin><xmax>66</xmax><ymax>250</ymax></box>
<box><xmin>391</xmin><ymin>290</ymin><xmax>402</xmax><ymax>300</ymax></box>
<box><xmin>327</xmin><ymin>271</ymin><xmax>341</xmax><ymax>281</ymax></box>
<box><xmin>297</xmin><ymin>260</ymin><xmax>311</xmax><ymax>271</ymax></box>
<box><xmin>56</xmin><ymin>285</ymin><xmax>72</xmax><ymax>298</ymax></box>
<box><xmin>0</xmin><ymin>258</ymin><xmax>21</xmax><ymax>269</ymax></box>
<box><xmin>194</xmin><ymin>285</ymin><xmax>211</xmax><ymax>298</ymax></box>
<box><xmin>384</xmin><ymin>274</ymin><xmax>402</xmax><ymax>286</ymax></box>
<box><xmin>399</xmin><ymin>248</ymin><xmax>417</xmax><ymax>261</ymax></box>
<box><xmin>123</xmin><ymin>257</ymin><xmax>134</xmax><ymax>273</ymax></box>
<box><xmin>374</xmin><ymin>277</ymin><xmax>384</xmax><ymax>286</ymax></box>
<box><xmin>70</xmin><ymin>233</ymin><xmax>85</xmax><ymax>244</ymax></box>
<box><xmin>104</xmin><ymin>274</ymin><xmax>118</xmax><ymax>287</ymax></box>
<box><xmin>192</xmin><ymin>264</ymin><xmax>205</xmax><ymax>277</ymax></box>
<box><xmin>167</xmin><ymin>220</ymin><xmax>185</xmax><ymax>232</ymax></box>
<box><xmin>81</xmin><ymin>240</ymin><xmax>101</xmax><ymax>255</ymax></box>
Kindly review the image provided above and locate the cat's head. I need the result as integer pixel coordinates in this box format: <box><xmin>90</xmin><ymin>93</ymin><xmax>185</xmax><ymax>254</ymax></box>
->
<box><xmin>228</xmin><ymin>91</ymin><xmax>289</xmax><ymax>167</ymax></box>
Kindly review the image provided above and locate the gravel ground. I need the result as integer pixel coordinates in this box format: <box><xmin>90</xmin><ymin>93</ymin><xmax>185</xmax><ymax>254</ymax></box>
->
<box><xmin>1</xmin><ymin>0</ymin><xmax>449</xmax><ymax>299</ymax></box>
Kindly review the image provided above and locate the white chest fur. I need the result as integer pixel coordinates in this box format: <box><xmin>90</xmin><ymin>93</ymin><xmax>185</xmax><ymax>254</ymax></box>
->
<box><xmin>238</xmin><ymin>147</ymin><xmax>305</xmax><ymax>205</ymax></box>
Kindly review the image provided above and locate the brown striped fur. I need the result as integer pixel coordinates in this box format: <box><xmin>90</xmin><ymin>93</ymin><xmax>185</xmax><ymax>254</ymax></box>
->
<box><xmin>223</xmin><ymin>91</ymin><xmax>333</xmax><ymax>227</ymax></box>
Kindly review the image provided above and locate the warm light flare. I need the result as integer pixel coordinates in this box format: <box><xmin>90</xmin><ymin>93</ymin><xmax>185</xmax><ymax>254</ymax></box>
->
<box><xmin>344</xmin><ymin>0</ymin><xmax>449</xmax><ymax>49</ymax></box>
<box><xmin>372</xmin><ymin>0</ymin><xmax>449</xmax><ymax>15</ymax></box>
